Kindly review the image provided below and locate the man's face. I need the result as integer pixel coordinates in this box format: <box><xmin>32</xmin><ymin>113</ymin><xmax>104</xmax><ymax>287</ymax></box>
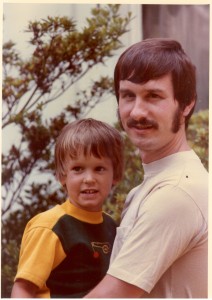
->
<box><xmin>118</xmin><ymin>73</ymin><xmax>186</xmax><ymax>163</ymax></box>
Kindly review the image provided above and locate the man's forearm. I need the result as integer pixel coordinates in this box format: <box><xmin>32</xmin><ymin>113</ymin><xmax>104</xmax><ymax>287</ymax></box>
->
<box><xmin>85</xmin><ymin>274</ymin><xmax>144</xmax><ymax>298</ymax></box>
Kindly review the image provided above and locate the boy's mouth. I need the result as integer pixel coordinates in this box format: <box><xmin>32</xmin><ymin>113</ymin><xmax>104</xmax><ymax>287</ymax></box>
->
<box><xmin>81</xmin><ymin>189</ymin><xmax>98</xmax><ymax>194</ymax></box>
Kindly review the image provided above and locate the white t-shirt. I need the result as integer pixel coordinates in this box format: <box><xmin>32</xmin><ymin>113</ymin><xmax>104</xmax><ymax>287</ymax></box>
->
<box><xmin>108</xmin><ymin>150</ymin><xmax>208</xmax><ymax>298</ymax></box>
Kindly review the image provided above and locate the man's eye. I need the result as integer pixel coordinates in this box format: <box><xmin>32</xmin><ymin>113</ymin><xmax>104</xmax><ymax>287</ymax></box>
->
<box><xmin>151</xmin><ymin>93</ymin><xmax>159</xmax><ymax>98</ymax></box>
<box><xmin>120</xmin><ymin>92</ymin><xmax>135</xmax><ymax>100</ymax></box>
<box><xmin>148</xmin><ymin>93</ymin><xmax>161</xmax><ymax>99</ymax></box>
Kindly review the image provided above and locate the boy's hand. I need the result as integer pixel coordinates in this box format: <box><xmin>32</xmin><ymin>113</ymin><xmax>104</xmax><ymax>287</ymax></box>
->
<box><xmin>11</xmin><ymin>278</ymin><xmax>38</xmax><ymax>298</ymax></box>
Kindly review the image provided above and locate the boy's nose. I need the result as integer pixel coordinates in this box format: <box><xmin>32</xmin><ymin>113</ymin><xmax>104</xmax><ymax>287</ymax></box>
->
<box><xmin>83</xmin><ymin>171</ymin><xmax>95</xmax><ymax>183</ymax></box>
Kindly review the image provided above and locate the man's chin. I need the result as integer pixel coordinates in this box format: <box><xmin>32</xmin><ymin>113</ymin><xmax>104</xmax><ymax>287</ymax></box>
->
<box><xmin>129</xmin><ymin>135</ymin><xmax>153</xmax><ymax>151</ymax></box>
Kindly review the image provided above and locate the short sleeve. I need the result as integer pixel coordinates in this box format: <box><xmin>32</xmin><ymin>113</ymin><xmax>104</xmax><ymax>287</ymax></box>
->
<box><xmin>15</xmin><ymin>226</ymin><xmax>66</xmax><ymax>288</ymax></box>
<box><xmin>108</xmin><ymin>185</ymin><xmax>203</xmax><ymax>292</ymax></box>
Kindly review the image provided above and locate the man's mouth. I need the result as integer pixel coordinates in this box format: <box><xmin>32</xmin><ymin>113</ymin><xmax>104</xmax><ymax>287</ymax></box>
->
<box><xmin>127</xmin><ymin>118</ymin><xmax>158</xmax><ymax>130</ymax></box>
<box><xmin>132</xmin><ymin>123</ymin><xmax>154</xmax><ymax>130</ymax></box>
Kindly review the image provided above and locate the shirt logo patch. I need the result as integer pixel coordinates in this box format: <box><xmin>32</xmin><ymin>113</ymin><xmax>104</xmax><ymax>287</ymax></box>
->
<box><xmin>91</xmin><ymin>242</ymin><xmax>111</xmax><ymax>258</ymax></box>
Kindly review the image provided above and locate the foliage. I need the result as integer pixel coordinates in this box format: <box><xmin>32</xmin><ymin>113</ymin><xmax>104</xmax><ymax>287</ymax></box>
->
<box><xmin>1</xmin><ymin>109</ymin><xmax>209</xmax><ymax>297</ymax></box>
<box><xmin>1</xmin><ymin>5</ymin><xmax>209</xmax><ymax>297</ymax></box>
<box><xmin>186</xmin><ymin>110</ymin><xmax>208</xmax><ymax>170</ymax></box>
<box><xmin>103</xmin><ymin>126</ymin><xmax>144</xmax><ymax>224</ymax></box>
<box><xmin>1</xmin><ymin>5</ymin><xmax>132</xmax><ymax>297</ymax></box>
<box><xmin>1</xmin><ymin>239</ymin><xmax>20</xmax><ymax>297</ymax></box>
<box><xmin>2</xmin><ymin>4</ymin><xmax>132</xmax><ymax>217</ymax></box>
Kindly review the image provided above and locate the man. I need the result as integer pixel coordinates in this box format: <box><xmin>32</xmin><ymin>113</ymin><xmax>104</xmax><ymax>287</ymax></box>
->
<box><xmin>85</xmin><ymin>38</ymin><xmax>208</xmax><ymax>298</ymax></box>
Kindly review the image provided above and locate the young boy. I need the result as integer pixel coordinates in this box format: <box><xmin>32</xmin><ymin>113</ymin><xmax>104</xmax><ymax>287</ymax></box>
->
<box><xmin>11</xmin><ymin>118</ymin><xmax>124</xmax><ymax>298</ymax></box>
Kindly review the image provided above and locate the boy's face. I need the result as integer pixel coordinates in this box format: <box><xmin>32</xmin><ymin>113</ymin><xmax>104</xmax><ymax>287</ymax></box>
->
<box><xmin>60</xmin><ymin>153</ymin><xmax>116</xmax><ymax>212</ymax></box>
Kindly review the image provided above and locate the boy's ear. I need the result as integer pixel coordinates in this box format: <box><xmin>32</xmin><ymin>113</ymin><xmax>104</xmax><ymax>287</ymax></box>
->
<box><xmin>59</xmin><ymin>175</ymin><xmax>66</xmax><ymax>186</ymax></box>
<box><xmin>112</xmin><ymin>179</ymin><xmax>118</xmax><ymax>187</ymax></box>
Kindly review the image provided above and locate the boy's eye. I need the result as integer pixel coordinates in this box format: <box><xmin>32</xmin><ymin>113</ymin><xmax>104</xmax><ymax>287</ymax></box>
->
<box><xmin>72</xmin><ymin>166</ymin><xmax>83</xmax><ymax>172</ymax></box>
<box><xmin>95</xmin><ymin>166</ymin><xmax>105</xmax><ymax>172</ymax></box>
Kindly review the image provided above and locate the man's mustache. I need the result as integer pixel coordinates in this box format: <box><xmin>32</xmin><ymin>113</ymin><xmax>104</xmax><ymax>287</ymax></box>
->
<box><xmin>127</xmin><ymin>118</ymin><xmax>158</xmax><ymax>129</ymax></box>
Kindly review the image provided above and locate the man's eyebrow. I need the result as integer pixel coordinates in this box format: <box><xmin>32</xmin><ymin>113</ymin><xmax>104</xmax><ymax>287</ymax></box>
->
<box><xmin>119</xmin><ymin>88</ymin><xmax>134</xmax><ymax>93</ymax></box>
<box><xmin>146</xmin><ymin>88</ymin><xmax>165</xmax><ymax>93</ymax></box>
<box><xmin>119</xmin><ymin>87</ymin><xmax>165</xmax><ymax>93</ymax></box>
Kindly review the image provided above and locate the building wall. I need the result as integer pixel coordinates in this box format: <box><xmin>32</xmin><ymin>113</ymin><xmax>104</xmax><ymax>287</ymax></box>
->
<box><xmin>142</xmin><ymin>5</ymin><xmax>209</xmax><ymax>111</ymax></box>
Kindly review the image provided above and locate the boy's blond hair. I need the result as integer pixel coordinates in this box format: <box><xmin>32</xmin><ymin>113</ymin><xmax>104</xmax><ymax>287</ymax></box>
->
<box><xmin>55</xmin><ymin>118</ymin><xmax>124</xmax><ymax>183</ymax></box>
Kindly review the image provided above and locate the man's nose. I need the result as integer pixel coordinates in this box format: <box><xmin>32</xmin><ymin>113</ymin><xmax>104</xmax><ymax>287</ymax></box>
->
<box><xmin>130</xmin><ymin>97</ymin><xmax>148</xmax><ymax>120</ymax></box>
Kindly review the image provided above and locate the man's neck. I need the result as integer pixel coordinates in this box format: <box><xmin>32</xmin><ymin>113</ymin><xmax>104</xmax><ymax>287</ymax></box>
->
<box><xmin>140</xmin><ymin>134</ymin><xmax>191</xmax><ymax>164</ymax></box>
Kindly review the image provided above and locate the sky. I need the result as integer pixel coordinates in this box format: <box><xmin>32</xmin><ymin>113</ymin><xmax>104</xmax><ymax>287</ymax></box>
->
<box><xmin>2</xmin><ymin>3</ymin><xmax>114</xmax><ymax>120</ymax></box>
<box><xmin>2</xmin><ymin>3</ymin><xmax>142</xmax><ymax>152</ymax></box>
<box><xmin>2</xmin><ymin>3</ymin><xmax>141</xmax><ymax>123</ymax></box>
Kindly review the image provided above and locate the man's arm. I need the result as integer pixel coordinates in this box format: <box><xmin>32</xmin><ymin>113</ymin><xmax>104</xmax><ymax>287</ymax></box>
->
<box><xmin>85</xmin><ymin>274</ymin><xmax>144</xmax><ymax>298</ymax></box>
<box><xmin>11</xmin><ymin>278</ymin><xmax>39</xmax><ymax>298</ymax></box>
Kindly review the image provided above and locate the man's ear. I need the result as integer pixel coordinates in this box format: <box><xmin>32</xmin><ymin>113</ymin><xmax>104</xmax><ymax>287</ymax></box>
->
<box><xmin>183</xmin><ymin>99</ymin><xmax>195</xmax><ymax>117</ymax></box>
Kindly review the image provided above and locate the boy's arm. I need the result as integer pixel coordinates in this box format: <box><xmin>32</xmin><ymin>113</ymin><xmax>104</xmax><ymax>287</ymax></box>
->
<box><xmin>84</xmin><ymin>274</ymin><xmax>144</xmax><ymax>298</ymax></box>
<box><xmin>11</xmin><ymin>278</ymin><xmax>39</xmax><ymax>298</ymax></box>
